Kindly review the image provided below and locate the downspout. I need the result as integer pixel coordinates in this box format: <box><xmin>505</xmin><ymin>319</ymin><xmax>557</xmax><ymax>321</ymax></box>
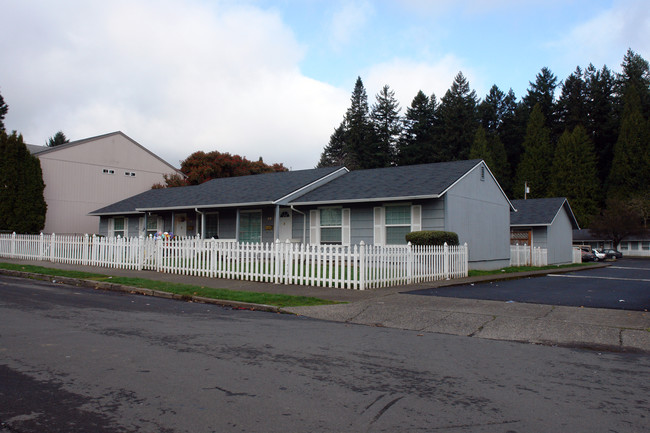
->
<box><xmin>274</xmin><ymin>205</ymin><xmax>280</xmax><ymax>241</ymax></box>
<box><xmin>195</xmin><ymin>208</ymin><xmax>204</xmax><ymax>239</ymax></box>
<box><xmin>291</xmin><ymin>205</ymin><xmax>306</xmax><ymax>244</ymax></box>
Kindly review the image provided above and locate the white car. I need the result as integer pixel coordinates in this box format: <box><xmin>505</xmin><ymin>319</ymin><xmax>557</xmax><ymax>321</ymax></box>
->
<box><xmin>592</xmin><ymin>249</ymin><xmax>606</xmax><ymax>261</ymax></box>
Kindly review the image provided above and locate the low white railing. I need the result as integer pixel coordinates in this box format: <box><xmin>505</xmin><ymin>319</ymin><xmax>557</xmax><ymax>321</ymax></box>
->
<box><xmin>0</xmin><ymin>233</ymin><xmax>469</xmax><ymax>290</ymax></box>
<box><xmin>510</xmin><ymin>244</ymin><xmax>548</xmax><ymax>267</ymax></box>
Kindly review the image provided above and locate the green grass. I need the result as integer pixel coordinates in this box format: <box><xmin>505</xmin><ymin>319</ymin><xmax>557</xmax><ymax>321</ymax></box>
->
<box><xmin>468</xmin><ymin>262</ymin><xmax>593</xmax><ymax>277</ymax></box>
<box><xmin>0</xmin><ymin>262</ymin><xmax>340</xmax><ymax>308</ymax></box>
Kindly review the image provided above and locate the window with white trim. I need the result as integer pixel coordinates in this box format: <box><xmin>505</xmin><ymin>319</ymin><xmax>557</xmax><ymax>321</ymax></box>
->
<box><xmin>374</xmin><ymin>204</ymin><xmax>422</xmax><ymax>245</ymax></box>
<box><xmin>385</xmin><ymin>205</ymin><xmax>411</xmax><ymax>244</ymax></box>
<box><xmin>110</xmin><ymin>217</ymin><xmax>127</xmax><ymax>237</ymax></box>
<box><xmin>320</xmin><ymin>208</ymin><xmax>342</xmax><ymax>244</ymax></box>
<box><xmin>204</xmin><ymin>213</ymin><xmax>219</xmax><ymax>239</ymax></box>
<box><xmin>239</xmin><ymin>211</ymin><xmax>261</xmax><ymax>243</ymax></box>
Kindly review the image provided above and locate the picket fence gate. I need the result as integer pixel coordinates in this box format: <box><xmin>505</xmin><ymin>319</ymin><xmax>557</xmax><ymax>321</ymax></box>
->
<box><xmin>0</xmin><ymin>233</ymin><xmax>469</xmax><ymax>290</ymax></box>
<box><xmin>510</xmin><ymin>244</ymin><xmax>548</xmax><ymax>267</ymax></box>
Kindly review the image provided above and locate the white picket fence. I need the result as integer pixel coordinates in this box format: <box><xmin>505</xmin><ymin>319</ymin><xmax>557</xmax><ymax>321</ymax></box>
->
<box><xmin>510</xmin><ymin>244</ymin><xmax>548</xmax><ymax>267</ymax></box>
<box><xmin>0</xmin><ymin>233</ymin><xmax>469</xmax><ymax>290</ymax></box>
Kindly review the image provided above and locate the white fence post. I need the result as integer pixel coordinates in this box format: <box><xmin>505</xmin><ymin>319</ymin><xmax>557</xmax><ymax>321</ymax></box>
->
<box><xmin>443</xmin><ymin>242</ymin><xmax>449</xmax><ymax>280</ymax></box>
<box><xmin>407</xmin><ymin>242</ymin><xmax>413</xmax><ymax>284</ymax></box>
<box><xmin>359</xmin><ymin>241</ymin><xmax>366</xmax><ymax>290</ymax></box>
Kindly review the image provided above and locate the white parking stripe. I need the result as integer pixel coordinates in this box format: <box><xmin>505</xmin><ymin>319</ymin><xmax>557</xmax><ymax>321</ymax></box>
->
<box><xmin>608</xmin><ymin>266</ymin><xmax>650</xmax><ymax>271</ymax></box>
<box><xmin>549</xmin><ymin>274</ymin><xmax>650</xmax><ymax>283</ymax></box>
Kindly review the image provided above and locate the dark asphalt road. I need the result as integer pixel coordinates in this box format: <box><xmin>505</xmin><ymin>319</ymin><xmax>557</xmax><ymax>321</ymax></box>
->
<box><xmin>1</xmin><ymin>275</ymin><xmax>649</xmax><ymax>432</ymax></box>
<box><xmin>406</xmin><ymin>258</ymin><xmax>650</xmax><ymax>311</ymax></box>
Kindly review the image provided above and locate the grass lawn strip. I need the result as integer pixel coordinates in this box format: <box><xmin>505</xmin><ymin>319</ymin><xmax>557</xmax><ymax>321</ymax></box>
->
<box><xmin>468</xmin><ymin>263</ymin><xmax>595</xmax><ymax>277</ymax></box>
<box><xmin>0</xmin><ymin>262</ymin><xmax>339</xmax><ymax>308</ymax></box>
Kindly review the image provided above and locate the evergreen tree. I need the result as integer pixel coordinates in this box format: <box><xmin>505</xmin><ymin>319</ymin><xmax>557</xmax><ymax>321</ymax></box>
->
<box><xmin>607</xmin><ymin>86</ymin><xmax>650</xmax><ymax>199</ymax></box>
<box><xmin>468</xmin><ymin>125</ymin><xmax>510</xmax><ymax>193</ymax></box>
<box><xmin>478</xmin><ymin>85</ymin><xmax>507</xmax><ymax>132</ymax></box>
<box><xmin>317</xmin><ymin>122</ymin><xmax>347</xmax><ymax>168</ymax></box>
<box><xmin>370</xmin><ymin>85</ymin><xmax>401</xmax><ymax>166</ymax></box>
<box><xmin>343</xmin><ymin>77</ymin><xmax>379</xmax><ymax>169</ymax></box>
<box><xmin>556</xmin><ymin>67</ymin><xmax>587</xmax><ymax>132</ymax></box>
<box><xmin>0</xmin><ymin>131</ymin><xmax>47</xmax><ymax>233</ymax></box>
<box><xmin>584</xmin><ymin>64</ymin><xmax>618</xmax><ymax>189</ymax></box>
<box><xmin>549</xmin><ymin>126</ymin><xmax>599</xmax><ymax>226</ymax></box>
<box><xmin>523</xmin><ymin>67</ymin><xmax>558</xmax><ymax>133</ymax></box>
<box><xmin>437</xmin><ymin>72</ymin><xmax>478</xmax><ymax>161</ymax></box>
<box><xmin>469</xmin><ymin>125</ymin><xmax>491</xmax><ymax>164</ymax></box>
<box><xmin>396</xmin><ymin>90</ymin><xmax>438</xmax><ymax>165</ymax></box>
<box><xmin>317</xmin><ymin>77</ymin><xmax>381</xmax><ymax>170</ymax></box>
<box><xmin>514</xmin><ymin>104</ymin><xmax>554</xmax><ymax>198</ymax></box>
<box><xmin>0</xmin><ymin>90</ymin><xmax>7</xmax><ymax>132</ymax></box>
<box><xmin>47</xmin><ymin>131</ymin><xmax>70</xmax><ymax>147</ymax></box>
<box><xmin>487</xmin><ymin>133</ymin><xmax>511</xmax><ymax>195</ymax></box>
<box><xmin>497</xmin><ymin>89</ymin><xmax>527</xmax><ymax>178</ymax></box>
<box><xmin>617</xmin><ymin>49</ymin><xmax>650</xmax><ymax>118</ymax></box>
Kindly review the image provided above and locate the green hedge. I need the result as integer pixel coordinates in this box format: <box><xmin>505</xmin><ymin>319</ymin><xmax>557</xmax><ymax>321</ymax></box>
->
<box><xmin>405</xmin><ymin>230</ymin><xmax>459</xmax><ymax>246</ymax></box>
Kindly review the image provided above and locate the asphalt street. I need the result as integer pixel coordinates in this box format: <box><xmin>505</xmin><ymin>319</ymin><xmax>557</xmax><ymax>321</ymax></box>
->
<box><xmin>1</xmin><ymin>275</ymin><xmax>649</xmax><ymax>433</ymax></box>
<box><xmin>406</xmin><ymin>258</ymin><xmax>650</xmax><ymax>311</ymax></box>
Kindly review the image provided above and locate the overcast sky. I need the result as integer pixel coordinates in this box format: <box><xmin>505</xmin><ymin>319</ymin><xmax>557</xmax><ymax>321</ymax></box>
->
<box><xmin>1</xmin><ymin>0</ymin><xmax>648</xmax><ymax>170</ymax></box>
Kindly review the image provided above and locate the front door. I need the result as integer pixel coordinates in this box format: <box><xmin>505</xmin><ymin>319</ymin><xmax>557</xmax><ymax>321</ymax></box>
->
<box><xmin>174</xmin><ymin>213</ymin><xmax>187</xmax><ymax>237</ymax></box>
<box><xmin>278</xmin><ymin>209</ymin><xmax>292</xmax><ymax>242</ymax></box>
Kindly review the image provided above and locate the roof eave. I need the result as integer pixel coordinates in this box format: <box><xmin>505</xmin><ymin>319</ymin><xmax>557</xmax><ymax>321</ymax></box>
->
<box><xmin>290</xmin><ymin>194</ymin><xmax>441</xmax><ymax>206</ymax></box>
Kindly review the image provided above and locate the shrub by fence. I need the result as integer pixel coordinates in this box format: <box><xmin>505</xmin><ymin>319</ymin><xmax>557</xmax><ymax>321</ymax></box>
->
<box><xmin>0</xmin><ymin>233</ymin><xmax>469</xmax><ymax>290</ymax></box>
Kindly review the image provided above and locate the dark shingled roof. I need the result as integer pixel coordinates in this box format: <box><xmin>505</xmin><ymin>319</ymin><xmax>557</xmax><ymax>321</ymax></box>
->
<box><xmin>511</xmin><ymin>198</ymin><xmax>580</xmax><ymax>229</ymax></box>
<box><xmin>289</xmin><ymin>159</ymin><xmax>483</xmax><ymax>204</ymax></box>
<box><xmin>90</xmin><ymin>166</ymin><xmax>344</xmax><ymax>215</ymax></box>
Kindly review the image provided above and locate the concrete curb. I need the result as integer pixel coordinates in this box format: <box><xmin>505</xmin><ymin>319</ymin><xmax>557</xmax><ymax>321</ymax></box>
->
<box><xmin>0</xmin><ymin>269</ymin><xmax>283</xmax><ymax>314</ymax></box>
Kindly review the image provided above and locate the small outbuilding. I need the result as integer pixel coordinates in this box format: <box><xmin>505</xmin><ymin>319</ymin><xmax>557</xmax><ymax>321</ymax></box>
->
<box><xmin>510</xmin><ymin>198</ymin><xmax>580</xmax><ymax>264</ymax></box>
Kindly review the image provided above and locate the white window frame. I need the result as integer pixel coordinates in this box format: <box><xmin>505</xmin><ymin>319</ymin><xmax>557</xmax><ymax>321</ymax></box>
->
<box><xmin>309</xmin><ymin>207</ymin><xmax>350</xmax><ymax>245</ymax></box>
<box><xmin>374</xmin><ymin>204</ymin><xmax>422</xmax><ymax>246</ymax></box>
<box><xmin>139</xmin><ymin>215</ymin><xmax>163</xmax><ymax>237</ymax></box>
<box><xmin>109</xmin><ymin>216</ymin><xmax>128</xmax><ymax>238</ymax></box>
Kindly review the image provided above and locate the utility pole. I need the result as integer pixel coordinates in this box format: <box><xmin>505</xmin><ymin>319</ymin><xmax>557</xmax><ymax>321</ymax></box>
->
<box><xmin>524</xmin><ymin>182</ymin><xmax>530</xmax><ymax>200</ymax></box>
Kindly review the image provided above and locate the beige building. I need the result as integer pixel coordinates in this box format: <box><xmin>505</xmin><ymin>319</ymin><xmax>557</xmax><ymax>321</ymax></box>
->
<box><xmin>28</xmin><ymin>131</ymin><xmax>180</xmax><ymax>235</ymax></box>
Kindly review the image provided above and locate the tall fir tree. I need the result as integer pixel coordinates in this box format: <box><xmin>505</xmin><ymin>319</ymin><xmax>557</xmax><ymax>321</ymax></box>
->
<box><xmin>469</xmin><ymin>125</ymin><xmax>491</xmax><ymax>164</ymax></box>
<box><xmin>317</xmin><ymin>77</ymin><xmax>382</xmax><ymax>170</ymax></box>
<box><xmin>437</xmin><ymin>72</ymin><xmax>478</xmax><ymax>161</ymax></box>
<box><xmin>514</xmin><ymin>104</ymin><xmax>554</xmax><ymax>199</ymax></box>
<box><xmin>344</xmin><ymin>77</ymin><xmax>379</xmax><ymax>169</ymax></box>
<box><xmin>617</xmin><ymin>49</ymin><xmax>650</xmax><ymax>118</ymax></box>
<box><xmin>497</xmin><ymin>89</ymin><xmax>527</xmax><ymax>179</ymax></box>
<box><xmin>396</xmin><ymin>90</ymin><xmax>438</xmax><ymax>165</ymax></box>
<box><xmin>0</xmin><ymin>90</ymin><xmax>7</xmax><ymax>132</ymax></box>
<box><xmin>0</xmin><ymin>131</ymin><xmax>47</xmax><ymax>233</ymax></box>
<box><xmin>549</xmin><ymin>126</ymin><xmax>599</xmax><ymax>226</ymax></box>
<box><xmin>370</xmin><ymin>85</ymin><xmax>401</xmax><ymax>166</ymax></box>
<box><xmin>478</xmin><ymin>85</ymin><xmax>507</xmax><ymax>132</ymax></box>
<box><xmin>584</xmin><ymin>64</ymin><xmax>618</xmax><ymax>191</ymax></box>
<box><xmin>523</xmin><ymin>67</ymin><xmax>558</xmax><ymax>134</ymax></box>
<box><xmin>317</xmin><ymin>122</ymin><xmax>347</xmax><ymax>167</ymax></box>
<box><xmin>556</xmin><ymin>67</ymin><xmax>588</xmax><ymax>132</ymax></box>
<box><xmin>607</xmin><ymin>86</ymin><xmax>650</xmax><ymax>199</ymax></box>
<box><xmin>487</xmin><ymin>133</ymin><xmax>511</xmax><ymax>195</ymax></box>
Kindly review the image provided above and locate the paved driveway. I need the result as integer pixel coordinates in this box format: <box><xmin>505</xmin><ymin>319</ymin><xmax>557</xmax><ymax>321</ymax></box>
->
<box><xmin>406</xmin><ymin>258</ymin><xmax>650</xmax><ymax>311</ymax></box>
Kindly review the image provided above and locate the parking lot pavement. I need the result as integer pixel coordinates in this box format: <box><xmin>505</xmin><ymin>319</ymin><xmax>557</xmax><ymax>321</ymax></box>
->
<box><xmin>405</xmin><ymin>258</ymin><xmax>650</xmax><ymax>312</ymax></box>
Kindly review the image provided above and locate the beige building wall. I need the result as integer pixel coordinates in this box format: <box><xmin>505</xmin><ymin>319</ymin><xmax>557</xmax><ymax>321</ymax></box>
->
<box><xmin>36</xmin><ymin>132</ymin><xmax>179</xmax><ymax>234</ymax></box>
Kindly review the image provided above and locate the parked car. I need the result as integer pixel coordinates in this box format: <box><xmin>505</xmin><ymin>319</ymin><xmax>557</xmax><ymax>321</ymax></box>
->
<box><xmin>581</xmin><ymin>250</ymin><xmax>597</xmax><ymax>262</ymax></box>
<box><xmin>602</xmin><ymin>249</ymin><xmax>623</xmax><ymax>259</ymax></box>
<box><xmin>592</xmin><ymin>249</ymin><xmax>606</xmax><ymax>261</ymax></box>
